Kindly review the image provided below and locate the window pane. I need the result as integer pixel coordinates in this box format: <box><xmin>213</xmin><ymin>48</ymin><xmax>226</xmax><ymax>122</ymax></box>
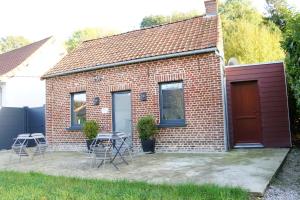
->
<box><xmin>72</xmin><ymin>93</ymin><xmax>86</xmax><ymax>126</ymax></box>
<box><xmin>161</xmin><ymin>82</ymin><xmax>184</xmax><ymax>121</ymax></box>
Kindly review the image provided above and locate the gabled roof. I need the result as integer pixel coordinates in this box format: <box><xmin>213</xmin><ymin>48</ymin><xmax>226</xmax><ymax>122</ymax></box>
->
<box><xmin>0</xmin><ymin>37</ymin><xmax>51</xmax><ymax>76</ymax></box>
<box><xmin>44</xmin><ymin>15</ymin><xmax>220</xmax><ymax>78</ymax></box>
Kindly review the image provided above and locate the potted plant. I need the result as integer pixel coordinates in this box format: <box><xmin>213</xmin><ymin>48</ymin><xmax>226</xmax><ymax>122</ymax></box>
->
<box><xmin>82</xmin><ymin>120</ymin><xmax>99</xmax><ymax>150</ymax></box>
<box><xmin>137</xmin><ymin>115</ymin><xmax>157</xmax><ymax>153</ymax></box>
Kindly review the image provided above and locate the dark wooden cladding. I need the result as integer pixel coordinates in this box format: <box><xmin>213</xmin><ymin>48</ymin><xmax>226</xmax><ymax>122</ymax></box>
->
<box><xmin>231</xmin><ymin>81</ymin><xmax>262</xmax><ymax>144</ymax></box>
<box><xmin>225</xmin><ymin>62</ymin><xmax>291</xmax><ymax>148</ymax></box>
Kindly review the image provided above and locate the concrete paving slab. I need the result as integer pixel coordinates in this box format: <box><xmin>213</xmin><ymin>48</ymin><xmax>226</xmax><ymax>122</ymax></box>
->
<box><xmin>0</xmin><ymin>148</ymin><xmax>289</xmax><ymax>195</ymax></box>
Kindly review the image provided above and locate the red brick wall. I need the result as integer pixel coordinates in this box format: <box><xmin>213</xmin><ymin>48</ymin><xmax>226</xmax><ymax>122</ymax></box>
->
<box><xmin>204</xmin><ymin>0</ymin><xmax>218</xmax><ymax>15</ymax></box>
<box><xmin>45</xmin><ymin>53</ymin><xmax>225</xmax><ymax>152</ymax></box>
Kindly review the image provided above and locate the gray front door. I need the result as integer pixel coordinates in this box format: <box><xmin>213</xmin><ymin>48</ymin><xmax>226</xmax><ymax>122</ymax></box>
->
<box><xmin>112</xmin><ymin>91</ymin><xmax>132</xmax><ymax>145</ymax></box>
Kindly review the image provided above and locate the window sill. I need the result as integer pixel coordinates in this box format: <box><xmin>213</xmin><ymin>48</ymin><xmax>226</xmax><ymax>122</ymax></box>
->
<box><xmin>157</xmin><ymin>123</ymin><xmax>187</xmax><ymax>128</ymax></box>
<box><xmin>66</xmin><ymin>126</ymin><xmax>82</xmax><ymax>131</ymax></box>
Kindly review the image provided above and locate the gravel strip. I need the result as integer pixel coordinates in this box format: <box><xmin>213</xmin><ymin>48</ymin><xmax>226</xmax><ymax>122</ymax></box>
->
<box><xmin>264</xmin><ymin>147</ymin><xmax>300</xmax><ymax>200</ymax></box>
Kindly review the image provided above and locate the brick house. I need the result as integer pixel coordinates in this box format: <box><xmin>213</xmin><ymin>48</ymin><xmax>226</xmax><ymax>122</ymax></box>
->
<box><xmin>0</xmin><ymin>37</ymin><xmax>66</xmax><ymax>107</ymax></box>
<box><xmin>42</xmin><ymin>0</ymin><xmax>228</xmax><ymax>152</ymax></box>
<box><xmin>42</xmin><ymin>0</ymin><xmax>291</xmax><ymax>152</ymax></box>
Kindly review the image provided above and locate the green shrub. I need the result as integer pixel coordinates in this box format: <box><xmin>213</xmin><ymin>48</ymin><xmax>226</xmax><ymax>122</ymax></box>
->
<box><xmin>82</xmin><ymin>120</ymin><xmax>99</xmax><ymax>140</ymax></box>
<box><xmin>137</xmin><ymin>115</ymin><xmax>157</xmax><ymax>140</ymax></box>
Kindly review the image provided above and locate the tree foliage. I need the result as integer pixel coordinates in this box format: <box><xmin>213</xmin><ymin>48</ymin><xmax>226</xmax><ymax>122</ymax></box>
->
<box><xmin>265</xmin><ymin>0</ymin><xmax>294</xmax><ymax>31</ymax></box>
<box><xmin>65</xmin><ymin>27</ymin><xmax>118</xmax><ymax>52</ymax></box>
<box><xmin>222</xmin><ymin>19</ymin><xmax>284</xmax><ymax>64</ymax></box>
<box><xmin>220</xmin><ymin>0</ymin><xmax>284</xmax><ymax>64</ymax></box>
<box><xmin>282</xmin><ymin>13</ymin><xmax>300</xmax><ymax>131</ymax></box>
<box><xmin>140</xmin><ymin>10</ymin><xmax>200</xmax><ymax>28</ymax></box>
<box><xmin>0</xmin><ymin>36</ymin><xmax>30</xmax><ymax>53</ymax></box>
<box><xmin>265</xmin><ymin>1</ymin><xmax>300</xmax><ymax>134</ymax></box>
<box><xmin>219</xmin><ymin>0</ymin><xmax>262</xmax><ymax>24</ymax></box>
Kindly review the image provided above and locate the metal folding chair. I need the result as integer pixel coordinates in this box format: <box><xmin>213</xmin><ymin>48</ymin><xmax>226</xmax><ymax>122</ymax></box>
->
<box><xmin>31</xmin><ymin>133</ymin><xmax>48</xmax><ymax>157</ymax></box>
<box><xmin>90</xmin><ymin>143</ymin><xmax>112</xmax><ymax>168</ymax></box>
<box><xmin>115</xmin><ymin>132</ymin><xmax>133</xmax><ymax>162</ymax></box>
<box><xmin>11</xmin><ymin>134</ymin><xmax>30</xmax><ymax>161</ymax></box>
<box><xmin>89</xmin><ymin>133</ymin><xmax>113</xmax><ymax>168</ymax></box>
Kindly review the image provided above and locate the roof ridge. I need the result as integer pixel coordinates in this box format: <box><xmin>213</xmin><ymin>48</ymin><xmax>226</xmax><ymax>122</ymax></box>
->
<box><xmin>82</xmin><ymin>15</ymin><xmax>207</xmax><ymax>43</ymax></box>
<box><xmin>0</xmin><ymin>36</ymin><xmax>52</xmax><ymax>56</ymax></box>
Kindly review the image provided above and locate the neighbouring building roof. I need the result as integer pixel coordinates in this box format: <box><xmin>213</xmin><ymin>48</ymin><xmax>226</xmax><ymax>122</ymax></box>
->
<box><xmin>44</xmin><ymin>15</ymin><xmax>221</xmax><ymax>78</ymax></box>
<box><xmin>0</xmin><ymin>37</ymin><xmax>51</xmax><ymax>76</ymax></box>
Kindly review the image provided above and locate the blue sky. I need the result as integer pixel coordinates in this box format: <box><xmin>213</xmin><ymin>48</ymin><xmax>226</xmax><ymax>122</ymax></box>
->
<box><xmin>0</xmin><ymin>0</ymin><xmax>298</xmax><ymax>42</ymax></box>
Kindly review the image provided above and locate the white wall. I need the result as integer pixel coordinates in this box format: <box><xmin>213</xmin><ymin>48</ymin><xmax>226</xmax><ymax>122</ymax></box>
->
<box><xmin>0</xmin><ymin>87</ymin><xmax>2</xmax><ymax>106</ymax></box>
<box><xmin>1</xmin><ymin>38</ymin><xmax>66</xmax><ymax>108</ymax></box>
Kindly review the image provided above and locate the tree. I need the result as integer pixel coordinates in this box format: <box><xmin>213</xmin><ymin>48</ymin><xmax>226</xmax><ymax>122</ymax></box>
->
<box><xmin>65</xmin><ymin>27</ymin><xmax>118</xmax><ymax>52</ymax></box>
<box><xmin>219</xmin><ymin>0</ymin><xmax>262</xmax><ymax>24</ymax></box>
<box><xmin>0</xmin><ymin>36</ymin><xmax>30</xmax><ymax>53</ymax></box>
<box><xmin>140</xmin><ymin>10</ymin><xmax>200</xmax><ymax>28</ymax></box>
<box><xmin>140</xmin><ymin>15</ymin><xmax>168</xmax><ymax>28</ymax></box>
<box><xmin>223</xmin><ymin>19</ymin><xmax>284</xmax><ymax>64</ymax></box>
<box><xmin>265</xmin><ymin>0</ymin><xmax>294</xmax><ymax>31</ymax></box>
<box><xmin>281</xmin><ymin>13</ymin><xmax>300</xmax><ymax>134</ymax></box>
<box><xmin>220</xmin><ymin>0</ymin><xmax>284</xmax><ymax>64</ymax></box>
<box><xmin>282</xmin><ymin>14</ymin><xmax>300</xmax><ymax>104</ymax></box>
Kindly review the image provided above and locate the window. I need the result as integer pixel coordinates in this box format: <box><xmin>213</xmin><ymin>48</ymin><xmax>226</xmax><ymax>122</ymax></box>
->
<box><xmin>159</xmin><ymin>81</ymin><xmax>185</xmax><ymax>126</ymax></box>
<box><xmin>71</xmin><ymin>92</ymin><xmax>86</xmax><ymax>127</ymax></box>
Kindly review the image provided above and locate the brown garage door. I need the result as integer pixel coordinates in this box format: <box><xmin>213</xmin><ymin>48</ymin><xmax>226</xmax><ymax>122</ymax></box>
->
<box><xmin>231</xmin><ymin>81</ymin><xmax>262</xmax><ymax>145</ymax></box>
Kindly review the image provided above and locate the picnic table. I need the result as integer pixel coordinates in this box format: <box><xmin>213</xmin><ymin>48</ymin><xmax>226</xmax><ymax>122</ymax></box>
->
<box><xmin>89</xmin><ymin>132</ymin><xmax>131</xmax><ymax>169</ymax></box>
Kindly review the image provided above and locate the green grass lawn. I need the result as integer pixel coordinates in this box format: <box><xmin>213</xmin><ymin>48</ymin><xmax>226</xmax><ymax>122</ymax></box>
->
<box><xmin>0</xmin><ymin>171</ymin><xmax>249</xmax><ymax>200</ymax></box>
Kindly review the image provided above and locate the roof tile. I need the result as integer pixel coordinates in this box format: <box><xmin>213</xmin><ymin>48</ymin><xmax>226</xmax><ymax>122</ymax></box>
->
<box><xmin>45</xmin><ymin>15</ymin><xmax>219</xmax><ymax>77</ymax></box>
<box><xmin>0</xmin><ymin>37</ymin><xmax>50</xmax><ymax>76</ymax></box>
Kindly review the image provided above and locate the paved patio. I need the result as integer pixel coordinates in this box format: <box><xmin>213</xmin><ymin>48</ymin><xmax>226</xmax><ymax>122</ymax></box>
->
<box><xmin>0</xmin><ymin>148</ymin><xmax>289</xmax><ymax>195</ymax></box>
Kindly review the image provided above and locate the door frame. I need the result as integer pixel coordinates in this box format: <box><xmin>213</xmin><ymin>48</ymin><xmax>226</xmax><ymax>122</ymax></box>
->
<box><xmin>230</xmin><ymin>80</ymin><xmax>263</xmax><ymax>146</ymax></box>
<box><xmin>111</xmin><ymin>90</ymin><xmax>132</xmax><ymax>133</ymax></box>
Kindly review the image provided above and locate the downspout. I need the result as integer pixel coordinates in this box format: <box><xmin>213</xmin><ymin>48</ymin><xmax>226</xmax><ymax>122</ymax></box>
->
<box><xmin>283</xmin><ymin>63</ymin><xmax>292</xmax><ymax>147</ymax></box>
<box><xmin>215</xmin><ymin>49</ymin><xmax>229</xmax><ymax>151</ymax></box>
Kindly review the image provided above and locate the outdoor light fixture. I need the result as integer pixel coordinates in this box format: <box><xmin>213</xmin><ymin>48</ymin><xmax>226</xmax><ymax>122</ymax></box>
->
<box><xmin>93</xmin><ymin>97</ymin><xmax>100</xmax><ymax>105</ymax></box>
<box><xmin>140</xmin><ymin>92</ymin><xmax>147</xmax><ymax>101</ymax></box>
<box><xmin>93</xmin><ymin>75</ymin><xmax>103</xmax><ymax>82</ymax></box>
